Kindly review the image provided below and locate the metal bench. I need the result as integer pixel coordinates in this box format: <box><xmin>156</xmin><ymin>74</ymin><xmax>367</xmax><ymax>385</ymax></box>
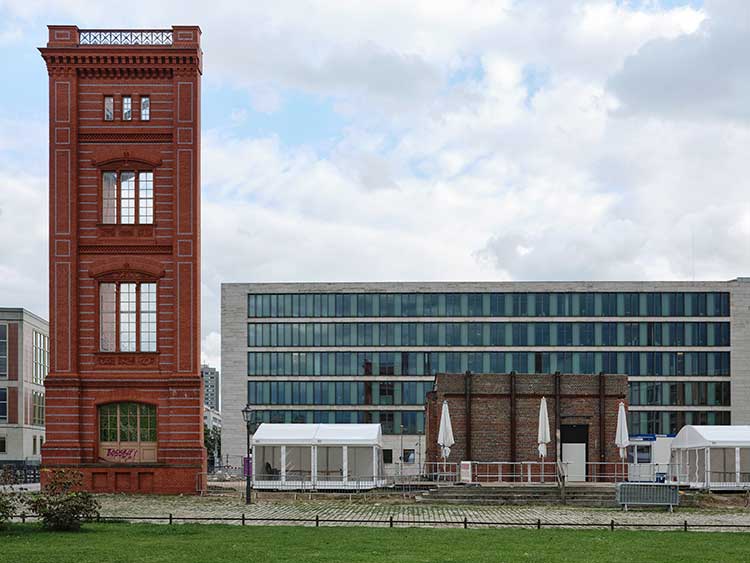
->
<box><xmin>616</xmin><ymin>483</ymin><xmax>680</xmax><ymax>512</ymax></box>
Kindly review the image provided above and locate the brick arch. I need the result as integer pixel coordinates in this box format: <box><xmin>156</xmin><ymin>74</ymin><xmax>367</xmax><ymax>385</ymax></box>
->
<box><xmin>87</xmin><ymin>257</ymin><xmax>166</xmax><ymax>281</ymax></box>
<box><xmin>92</xmin><ymin>155</ymin><xmax>162</xmax><ymax>169</ymax></box>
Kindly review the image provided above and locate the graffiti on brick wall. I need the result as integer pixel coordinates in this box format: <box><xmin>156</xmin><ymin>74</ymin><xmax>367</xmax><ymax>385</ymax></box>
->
<box><xmin>102</xmin><ymin>447</ymin><xmax>139</xmax><ymax>462</ymax></box>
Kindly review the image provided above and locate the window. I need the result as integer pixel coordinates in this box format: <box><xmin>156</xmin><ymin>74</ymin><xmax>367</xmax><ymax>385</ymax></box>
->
<box><xmin>33</xmin><ymin>436</ymin><xmax>37</xmax><ymax>456</ymax></box>
<box><xmin>0</xmin><ymin>436</ymin><xmax>5</xmax><ymax>454</ymax></box>
<box><xmin>102</xmin><ymin>171</ymin><xmax>154</xmax><ymax>225</ymax></box>
<box><xmin>0</xmin><ymin>388</ymin><xmax>6</xmax><ymax>423</ymax></box>
<box><xmin>122</xmin><ymin>95</ymin><xmax>132</xmax><ymax>120</ymax></box>
<box><xmin>0</xmin><ymin>324</ymin><xmax>6</xmax><ymax>378</ymax></box>
<box><xmin>99</xmin><ymin>282</ymin><xmax>157</xmax><ymax>352</ymax></box>
<box><xmin>140</xmin><ymin>96</ymin><xmax>150</xmax><ymax>121</ymax></box>
<box><xmin>104</xmin><ymin>96</ymin><xmax>114</xmax><ymax>121</ymax></box>
<box><xmin>402</xmin><ymin>449</ymin><xmax>416</xmax><ymax>464</ymax></box>
<box><xmin>379</xmin><ymin>382</ymin><xmax>394</xmax><ymax>405</ymax></box>
<box><xmin>98</xmin><ymin>402</ymin><xmax>157</xmax><ymax>462</ymax></box>
<box><xmin>32</xmin><ymin>331</ymin><xmax>49</xmax><ymax>385</ymax></box>
<box><xmin>32</xmin><ymin>391</ymin><xmax>45</xmax><ymax>426</ymax></box>
<box><xmin>99</xmin><ymin>403</ymin><xmax>156</xmax><ymax>443</ymax></box>
<box><xmin>380</xmin><ymin>412</ymin><xmax>394</xmax><ymax>434</ymax></box>
<box><xmin>383</xmin><ymin>449</ymin><xmax>393</xmax><ymax>464</ymax></box>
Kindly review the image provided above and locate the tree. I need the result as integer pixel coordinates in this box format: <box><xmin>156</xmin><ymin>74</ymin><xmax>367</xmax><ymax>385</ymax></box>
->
<box><xmin>204</xmin><ymin>424</ymin><xmax>221</xmax><ymax>463</ymax></box>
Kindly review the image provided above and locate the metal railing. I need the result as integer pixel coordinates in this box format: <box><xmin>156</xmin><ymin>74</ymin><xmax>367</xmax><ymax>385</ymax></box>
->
<box><xmin>471</xmin><ymin>462</ymin><xmax>559</xmax><ymax>484</ymax></box>
<box><xmin>251</xmin><ymin>473</ymin><xmax>389</xmax><ymax>492</ymax></box>
<box><xmin>420</xmin><ymin>462</ymin><xmax>460</xmax><ymax>482</ymax></box>
<box><xmin>0</xmin><ymin>464</ymin><xmax>40</xmax><ymax>485</ymax></box>
<box><xmin>9</xmin><ymin>512</ymin><xmax>750</xmax><ymax>531</ymax></box>
<box><xmin>79</xmin><ymin>30</ymin><xmax>173</xmax><ymax>46</ymax></box>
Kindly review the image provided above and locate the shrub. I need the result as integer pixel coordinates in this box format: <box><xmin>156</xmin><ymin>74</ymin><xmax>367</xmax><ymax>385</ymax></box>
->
<box><xmin>0</xmin><ymin>467</ymin><xmax>18</xmax><ymax>529</ymax></box>
<box><xmin>25</xmin><ymin>469</ymin><xmax>100</xmax><ymax>531</ymax></box>
<box><xmin>0</xmin><ymin>491</ymin><xmax>16</xmax><ymax>529</ymax></box>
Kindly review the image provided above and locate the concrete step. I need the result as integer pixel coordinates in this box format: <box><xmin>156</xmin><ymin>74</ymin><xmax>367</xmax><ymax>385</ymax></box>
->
<box><xmin>416</xmin><ymin>484</ymin><xmax>616</xmax><ymax>507</ymax></box>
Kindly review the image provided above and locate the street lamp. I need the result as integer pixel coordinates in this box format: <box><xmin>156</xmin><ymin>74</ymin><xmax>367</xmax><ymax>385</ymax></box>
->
<box><xmin>241</xmin><ymin>405</ymin><xmax>257</xmax><ymax>504</ymax></box>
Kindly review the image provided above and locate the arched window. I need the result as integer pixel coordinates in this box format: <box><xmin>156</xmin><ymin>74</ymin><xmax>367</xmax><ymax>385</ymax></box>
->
<box><xmin>98</xmin><ymin>402</ymin><xmax>157</xmax><ymax>463</ymax></box>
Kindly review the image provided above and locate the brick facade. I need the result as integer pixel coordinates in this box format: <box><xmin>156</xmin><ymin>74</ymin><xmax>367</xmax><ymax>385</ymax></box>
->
<box><xmin>426</xmin><ymin>372</ymin><xmax>628</xmax><ymax>470</ymax></box>
<box><xmin>39</xmin><ymin>26</ymin><xmax>206</xmax><ymax>494</ymax></box>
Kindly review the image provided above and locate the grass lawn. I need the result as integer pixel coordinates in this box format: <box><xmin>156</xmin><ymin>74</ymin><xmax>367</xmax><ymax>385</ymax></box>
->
<box><xmin>1</xmin><ymin>523</ymin><xmax>749</xmax><ymax>563</ymax></box>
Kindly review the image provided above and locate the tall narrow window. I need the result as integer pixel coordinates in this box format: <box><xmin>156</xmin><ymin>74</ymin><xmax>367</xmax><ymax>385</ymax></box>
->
<box><xmin>0</xmin><ymin>388</ymin><xmax>6</xmax><ymax>423</ymax></box>
<box><xmin>138</xmin><ymin>172</ymin><xmax>153</xmax><ymax>224</ymax></box>
<box><xmin>140</xmin><ymin>96</ymin><xmax>150</xmax><ymax>121</ymax></box>
<box><xmin>102</xmin><ymin>172</ymin><xmax>118</xmax><ymax>224</ymax></box>
<box><xmin>140</xmin><ymin>283</ymin><xmax>157</xmax><ymax>352</ymax></box>
<box><xmin>0</xmin><ymin>324</ymin><xmax>7</xmax><ymax>378</ymax></box>
<box><xmin>100</xmin><ymin>282</ymin><xmax>158</xmax><ymax>353</ymax></box>
<box><xmin>119</xmin><ymin>283</ymin><xmax>137</xmax><ymax>352</ymax></box>
<box><xmin>122</xmin><ymin>95</ymin><xmax>132</xmax><ymax>120</ymax></box>
<box><xmin>104</xmin><ymin>96</ymin><xmax>114</xmax><ymax>121</ymax></box>
<box><xmin>120</xmin><ymin>172</ymin><xmax>136</xmax><ymax>224</ymax></box>
<box><xmin>100</xmin><ymin>283</ymin><xmax>117</xmax><ymax>352</ymax></box>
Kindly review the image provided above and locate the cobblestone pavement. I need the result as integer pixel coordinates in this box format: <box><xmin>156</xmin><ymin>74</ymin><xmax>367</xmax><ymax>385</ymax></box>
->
<box><xmin>96</xmin><ymin>493</ymin><xmax>750</xmax><ymax>532</ymax></box>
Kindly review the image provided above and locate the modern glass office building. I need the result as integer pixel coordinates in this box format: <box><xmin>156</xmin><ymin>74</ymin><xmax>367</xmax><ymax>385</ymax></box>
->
<box><xmin>221</xmin><ymin>280</ymin><xmax>750</xmax><ymax>472</ymax></box>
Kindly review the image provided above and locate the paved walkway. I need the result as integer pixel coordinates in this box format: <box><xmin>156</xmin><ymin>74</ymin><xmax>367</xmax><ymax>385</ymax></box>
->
<box><xmin>96</xmin><ymin>494</ymin><xmax>750</xmax><ymax>532</ymax></box>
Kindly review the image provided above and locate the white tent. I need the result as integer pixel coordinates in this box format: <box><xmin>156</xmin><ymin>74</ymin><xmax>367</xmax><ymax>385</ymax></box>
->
<box><xmin>670</xmin><ymin>425</ymin><xmax>750</xmax><ymax>490</ymax></box>
<box><xmin>251</xmin><ymin>424</ymin><xmax>385</xmax><ymax>490</ymax></box>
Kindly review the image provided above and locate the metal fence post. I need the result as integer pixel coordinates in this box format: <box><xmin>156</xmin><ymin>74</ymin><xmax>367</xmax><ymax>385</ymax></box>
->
<box><xmin>610</xmin><ymin>519</ymin><xmax>614</xmax><ymax>532</ymax></box>
<box><xmin>537</xmin><ymin>518</ymin><xmax>541</xmax><ymax>530</ymax></box>
<box><xmin>389</xmin><ymin>515</ymin><xmax>393</xmax><ymax>528</ymax></box>
<box><xmin>316</xmin><ymin>514</ymin><xmax>319</xmax><ymax>528</ymax></box>
<box><xmin>169</xmin><ymin>513</ymin><xmax>173</xmax><ymax>525</ymax></box>
<box><xmin>463</xmin><ymin>516</ymin><xmax>468</xmax><ymax>529</ymax></box>
<box><xmin>242</xmin><ymin>513</ymin><xmax>245</xmax><ymax>526</ymax></box>
<box><xmin>684</xmin><ymin>520</ymin><xmax>688</xmax><ymax>532</ymax></box>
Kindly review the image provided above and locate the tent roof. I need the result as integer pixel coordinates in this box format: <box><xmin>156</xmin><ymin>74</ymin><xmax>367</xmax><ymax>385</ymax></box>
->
<box><xmin>671</xmin><ymin>426</ymin><xmax>750</xmax><ymax>449</ymax></box>
<box><xmin>252</xmin><ymin>423</ymin><xmax>383</xmax><ymax>446</ymax></box>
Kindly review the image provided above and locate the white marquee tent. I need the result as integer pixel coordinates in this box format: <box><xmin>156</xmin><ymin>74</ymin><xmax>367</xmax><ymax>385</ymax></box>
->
<box><xmin>251</xmin><ymin>423</ymin><xmax>385</xmax><ymax>490</ymax></box>
<box><xmin>670</xmin><ymin>426</ymin><xmax>750</xmax><ymax>490</ymax></box>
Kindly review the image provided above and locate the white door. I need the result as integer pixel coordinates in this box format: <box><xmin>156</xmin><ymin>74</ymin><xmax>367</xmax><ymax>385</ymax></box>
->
<box><xmin>562</xmin><ymin>443</ymin><xmax>586</xmax><ymax>482</ymax></box>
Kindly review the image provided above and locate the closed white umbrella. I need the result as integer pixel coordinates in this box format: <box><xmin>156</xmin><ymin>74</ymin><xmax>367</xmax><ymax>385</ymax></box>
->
<box><xmin>437</xmin><ymin>400</ymin><xmax>455</xmax><ymax>460</ymax></box>
<box><xmin>537</xmin><ymin>397</ymin><xmax>551</xmax><ymax>482</ymax></box>
<box><xmin>615</xmin><ymin>402</ymin><xmax>629</xmax><ymax>459</ymax></box>
<box><xmin>537</xmin><ymin>397</ymin><xmax>551</xmax><ymax>458</ymax></box>
<box><xmin>615</xmin><ymin>401</ymin><xmax>629</xmax><ymax>482</ymax></box>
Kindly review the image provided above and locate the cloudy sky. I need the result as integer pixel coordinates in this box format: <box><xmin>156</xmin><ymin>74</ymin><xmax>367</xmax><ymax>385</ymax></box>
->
<box><xmin>1</xmin><ymin>0</ymin><xmax>748</xmax><ymax>368</ymax></box>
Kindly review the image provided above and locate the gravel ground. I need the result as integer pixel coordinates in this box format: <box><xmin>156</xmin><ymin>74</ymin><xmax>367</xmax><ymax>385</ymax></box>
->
<box><xmin>95</xmin><ymin>493</ymin><xmax>750</xmax><ymax>532</ymax></box>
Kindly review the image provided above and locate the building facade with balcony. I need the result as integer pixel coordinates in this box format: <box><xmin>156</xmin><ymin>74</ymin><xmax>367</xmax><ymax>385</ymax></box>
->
<box><xmin>222</xmin><ymin>280</ymin><xmax>750</xmax><ymax>473</ymax></box>
<box><xmin>0</xmin><ymin>309</ymin><xmax>49</xmax><ymax>466</ymax></box>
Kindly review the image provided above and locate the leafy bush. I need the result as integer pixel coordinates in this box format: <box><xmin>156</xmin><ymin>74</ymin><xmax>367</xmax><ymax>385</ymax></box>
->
<box><xmin>0</xmin><ymin>467</ymin><xmax>18</xmax><ymax>529</ymax></box>
<box><xmin>0</xmin><ymin>491</ymin><xmax>16</xmax><ymax>529</ymax></box>
<box><xmin>25</xmin><ymin>469</ymin><xmax>100</xmax><ymax>531</ymax></box>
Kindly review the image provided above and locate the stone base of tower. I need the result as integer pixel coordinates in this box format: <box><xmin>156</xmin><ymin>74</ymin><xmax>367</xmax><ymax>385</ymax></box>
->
<box><xmin>41</xmin><ymin>462</ymin><xmax>207</xmax><ymax>495</ymax></box>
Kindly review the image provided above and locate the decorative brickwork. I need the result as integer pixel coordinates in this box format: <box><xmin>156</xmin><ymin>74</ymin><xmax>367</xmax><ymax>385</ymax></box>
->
<box><xmin>426</xmin><ymin>372</ymin><xmax>628</xmax><ymax>467</ymax></box>
<box><xmin>40</xmin><ymin>25</ymin><xmax>206</xmax><ymax>494</ymax></box>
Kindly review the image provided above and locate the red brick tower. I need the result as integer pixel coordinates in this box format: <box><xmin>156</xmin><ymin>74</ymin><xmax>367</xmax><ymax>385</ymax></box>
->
<box><xmin>40</xmin><ymin>26</ymin><xmax>206</xmax><ymax>494</ymax></box>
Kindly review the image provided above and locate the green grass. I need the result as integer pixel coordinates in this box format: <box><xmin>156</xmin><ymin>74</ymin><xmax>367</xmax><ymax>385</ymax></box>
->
<box><xmin>1</xmin><ymin>523</ymin><xmax>749</xmax><ymax>563</ymax></box>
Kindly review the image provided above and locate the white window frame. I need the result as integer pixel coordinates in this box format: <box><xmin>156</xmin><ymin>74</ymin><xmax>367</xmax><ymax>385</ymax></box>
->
<box><xmin>140</xmin><ymin>95</ymin><xmax>150</xmax><ymax>121</ymax></box>
<box><xmin>122</xmin><ymin>95</ymin><xmax>132</xmax><ymax>120</ymax></box>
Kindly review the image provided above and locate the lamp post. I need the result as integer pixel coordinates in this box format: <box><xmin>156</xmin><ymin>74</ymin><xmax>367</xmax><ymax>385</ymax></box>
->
<box><xmin>241</xmin><ymin>405</ymin><xmax>257</xmax><ymax>505</ymax></box>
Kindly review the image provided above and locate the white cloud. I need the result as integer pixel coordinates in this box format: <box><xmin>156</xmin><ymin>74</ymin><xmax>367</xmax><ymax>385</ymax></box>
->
<box><xmin>4</xmin><ymin>0</ymin><xmax>750</xmax><ymax>374</ymax></box>
<box><xmin>608</xmin><ymin>0</ymin><xmax>749</xmax><ymax>121</ymax></box>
